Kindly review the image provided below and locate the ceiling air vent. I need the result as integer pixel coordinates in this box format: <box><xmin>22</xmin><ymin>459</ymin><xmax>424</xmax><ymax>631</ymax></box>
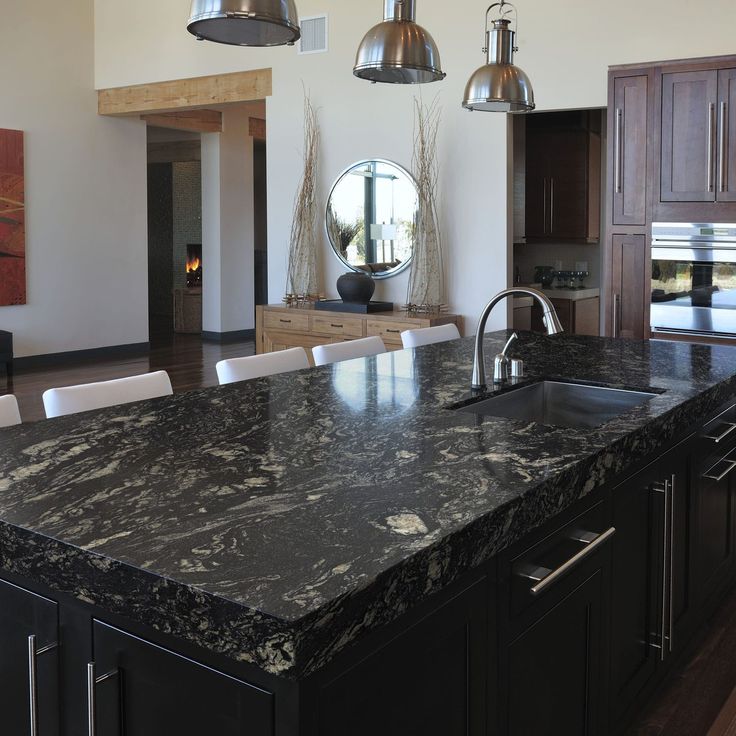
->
<box><xmin>298</xmin><ymin>15</ymin><xmax>328</xmax><ymax>54</ymax></box>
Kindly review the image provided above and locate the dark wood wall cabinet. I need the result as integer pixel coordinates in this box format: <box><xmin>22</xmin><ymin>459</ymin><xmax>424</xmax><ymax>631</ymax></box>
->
<box><xmin>604</xmin><ymin>54</ymin><xmax>736</xmax><ymax>339</ymax></box>
<box><xmin>525</xmin><ymin>111</ymin><xmax>602</xmax><ymax>243</ymax></box>
<box><xmin>4</xmin><ymin>398</ymin><xmax>736</xmax><ymax>735</ymax></box>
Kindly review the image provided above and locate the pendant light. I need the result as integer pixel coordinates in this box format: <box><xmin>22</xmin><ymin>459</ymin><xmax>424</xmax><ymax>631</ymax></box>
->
<box><xmin>354</xmin><ymin>0</ymin><xmax>446</xmax><ymax>84</ymax></box>
<box><xmin>187</xmin><ymin>0</ymin><xmax>301</xmax><ymax>47</ymax></box>
<box><xmin>462</xmin><ymin>2</ymin><xmax>535</xmax><ymax>112</ymax></box>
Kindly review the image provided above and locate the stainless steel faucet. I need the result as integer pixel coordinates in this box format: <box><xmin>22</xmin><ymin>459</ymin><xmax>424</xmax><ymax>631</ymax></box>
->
<box><xmin>472</xmin><ymin>287</ymin><xmax>564</xmax><ymax>391</ymax></box>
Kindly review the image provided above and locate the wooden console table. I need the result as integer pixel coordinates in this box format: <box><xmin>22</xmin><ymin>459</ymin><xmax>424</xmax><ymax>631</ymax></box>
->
<box><xmin>256</xmin><ymin>305</ymin><xmax>463</xmax><ymax>363</ymax></box>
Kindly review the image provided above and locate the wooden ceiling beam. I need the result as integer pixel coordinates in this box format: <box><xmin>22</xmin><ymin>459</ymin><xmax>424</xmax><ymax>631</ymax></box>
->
<box><xmin>98</xmin><ymin>69</ymin><xmax>272</xmax><ymax>117</ymax></box>
<box><xmin>142</xmin><ymin>110</ymin><xmax>223</xmax><ymax>133</ymax></box>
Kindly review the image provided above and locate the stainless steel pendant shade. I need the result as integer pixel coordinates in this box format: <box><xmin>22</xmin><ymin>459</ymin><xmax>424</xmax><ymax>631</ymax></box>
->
<box><xmin>354</xmin><ymin>0</ymin><xmax>445</xmax><ymax>84</ymax></box>
<box><xmin>187</xmin><ymin>0</ymin><xmax>300</xmax><ymax>47</ymax></box>
<box><xmin>463</xmin><ymin>4</ymin><xmax>535</xmax><ymax>113</ymax></box>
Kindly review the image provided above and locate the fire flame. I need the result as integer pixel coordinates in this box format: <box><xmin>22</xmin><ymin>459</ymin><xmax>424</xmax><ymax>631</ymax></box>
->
<box><xmin>186</xmin><ymin>256</ymin><xmax>201</xmax><ymax>273</ymax></box>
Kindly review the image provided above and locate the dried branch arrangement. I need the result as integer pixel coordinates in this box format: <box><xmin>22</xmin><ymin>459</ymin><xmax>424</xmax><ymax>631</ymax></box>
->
<box><xmin>405</xmin><ymin>95</ymin><xmax>445</xmax><ymax>314</ymax></box>
<box><xmin>285</xmin><ymin>92</ymin><xmax>320</xmax><ymax>304</ymax></box>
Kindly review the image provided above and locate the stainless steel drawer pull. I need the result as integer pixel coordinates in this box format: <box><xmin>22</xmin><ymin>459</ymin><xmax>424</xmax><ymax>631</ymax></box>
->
<box><xmin>708</xmin><ymin>102</ymin><xmax>716</xmax><ymax>193</ymax></box>
<box><xmin>720</xmin><ymin>101</ymin><xmax>729</xmax><ymax>193</ymax></box>
<box><xmin>703</xmin><ymin>458</ymin><xmax>736</xmax><ymax>482</ymax></box>
<box><xmin>28</xmin><ymin>635</ymin><xmax>59</xmax><ymax>736</ymax></box>
<box><xmin>87</xmin><ymin>662</ymin><xmax>118</xmax><ymax>736</ymax></box>
<box><xmin>703</xmin><ymin>421</ymin><xmax>736</xmax><ymax>444</ymax></box>
<box><xmin>519</xmin><ymin>527</ymin><xmax>616</xmax><ymax>595</ymax></box>
<box><xmin>614</xmin><ymin>108</ymin><xmax>623</xmax><ymax>194</ymax></box>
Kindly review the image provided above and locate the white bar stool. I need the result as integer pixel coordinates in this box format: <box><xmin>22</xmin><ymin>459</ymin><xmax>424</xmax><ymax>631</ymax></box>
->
<box><xmin>312</xmin><ymin>337</ymin><xmax>386</xmax><ymax>367</ymax></box>
<box><xmin>43</xmin><ymin>371</ymin><xmax>173</xmax><ymax>419</ymax></box>
<box><xmin>401</xmin><ymin>324</ymin><xmax>461</xmax><ymax>349</ymax></box>
<box><xmin>0</xmin><ymin>394</ymin><xmax>21</xmax><ymax>427</ymax></box>
<box><xmin>216</xmin><ymin>348</ymin><xmax>310</xmax><ymax>385</ymax></box>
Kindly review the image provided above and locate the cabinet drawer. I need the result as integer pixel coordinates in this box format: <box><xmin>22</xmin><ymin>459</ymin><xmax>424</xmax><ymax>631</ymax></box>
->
<box><xmin>700</xmin><ymin>402</ymin><xmax>736</xmax><ymax>452</ymax></box>
<box><xmin>311</xmin><ymin>315</ymin><xmax>364</xmax><ymax>338</ymax></box>
<box><xmin>367</xmin><ymin>320</ymin><xmax>412</xmax><ymax>344</ymax></box>
<box><xmin>263</xmin><ymin>311</ymin><xmax>310</xmax><ymax>332</ymax></box>
<box><xmin>505</xmin><ymin>499</ymin><xmax>611</xmax><ymax>620</ymax></box>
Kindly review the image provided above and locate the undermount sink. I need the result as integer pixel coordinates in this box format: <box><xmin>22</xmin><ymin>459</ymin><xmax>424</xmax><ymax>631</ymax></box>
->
<box><xmin>454</xmin><ymin>380</ymin><xmax>659</xmax><ymax>430</ymax></box>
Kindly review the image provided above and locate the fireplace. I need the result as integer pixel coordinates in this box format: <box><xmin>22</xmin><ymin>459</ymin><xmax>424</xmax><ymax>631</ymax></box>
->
<box><xmin>186</xmin><ymin>244</ymin><xmax>202</xmax><ymax>288</ymax></box>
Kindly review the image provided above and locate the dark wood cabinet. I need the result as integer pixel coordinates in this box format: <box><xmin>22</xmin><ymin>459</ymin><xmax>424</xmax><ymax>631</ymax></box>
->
<box><xmin>499</xmin><ymin>499</ymin><xmax>611</xmax><ymax>736</ymax></box>
<box><xmin>531</xmin><ymin>297</ymin><xmax>600</xmax><ymax>336</ymax></box>
<box><xmin>315</xmin><ymin>578</ymin><xmax>489</xmax><ymax>736</ymax></box>
<box><xmin>718</xmin><ymin>68</ymin><xmax>736</xmax><ymax>202</ymax></box>
<box><xmin>609</xmin><ymin>234</ymin><xmax>647</xmax><ymax>339</ymax></box>
<box><xmin>0</xmin><ymin>578</ymin><xmax>60</xmax><ymax>736</ymax></box>
<box><xmin>91</xmin><ymin>620</ymin><xmax>274</xmax><ymax>736</ymax></box>
<box><xmin>612</xmin><ymin>74</ymin><xmax>649</xmax><ymax>225</ymax></box>
<box><xmin>609</xmin><ymin>439</ymin><xmax>697</xmax><ymax>726</ymax></box>
<box><xmin>659</xmin><ymin>66</ymin><xmax>736</xmax><ymax>206</ymax></box>
<box><xmin>525</xmin><ymin>113</ymin><xmax>601</xmax><ymax>242</ymax></box>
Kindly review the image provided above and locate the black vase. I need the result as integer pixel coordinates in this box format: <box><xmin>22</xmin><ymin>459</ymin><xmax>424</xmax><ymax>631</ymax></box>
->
<box><xmin>337</xmin><ymin>272</ymin><xmax>375</xmax><ymax>304</ymax></box>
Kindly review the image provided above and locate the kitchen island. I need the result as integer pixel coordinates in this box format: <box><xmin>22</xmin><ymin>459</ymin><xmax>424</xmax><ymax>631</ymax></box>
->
<box><xmin>2</xmin><ymin>331</ymin><xmax>736</xmax><ymax>735</ymax></box>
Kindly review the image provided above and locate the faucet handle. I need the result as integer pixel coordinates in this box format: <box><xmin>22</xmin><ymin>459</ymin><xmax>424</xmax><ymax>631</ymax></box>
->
<box><xmin>501</xmin><ymin>331</ymin><xmax>519</xmax><ymax>357</ymax></box>
<box><xmin>493</xmin><ymin>353</ymin><xmax>510</xmax><ymax>384</ymax></box>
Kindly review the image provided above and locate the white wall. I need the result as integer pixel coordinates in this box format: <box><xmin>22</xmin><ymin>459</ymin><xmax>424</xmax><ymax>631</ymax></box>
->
<box><xmin>1</xmin><ymin>0</ymin><xmax>147</xmax><ymax>358</ymax></box>
<box><xmin>202</xmin><ymin>106</ymin><xmax>256</xmax><ymax>334</ymax></box>
<box><xmin>81</xmin><ymin>1</ymin><xmax>733</xmax><ymax>339</ymax></box>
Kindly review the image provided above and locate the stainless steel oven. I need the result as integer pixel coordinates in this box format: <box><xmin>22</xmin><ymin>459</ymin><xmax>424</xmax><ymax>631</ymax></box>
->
<box><xmin>651</xmin><ymin>223</ymin><xmax>736</xmax><ymax>339</ymax></box>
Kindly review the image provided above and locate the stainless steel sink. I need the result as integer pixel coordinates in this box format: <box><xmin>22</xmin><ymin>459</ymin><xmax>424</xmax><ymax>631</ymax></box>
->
<box><xmin>455</xmin><ymin>381</ymin><xmax>659</xmax><ymax>430</ymax></box>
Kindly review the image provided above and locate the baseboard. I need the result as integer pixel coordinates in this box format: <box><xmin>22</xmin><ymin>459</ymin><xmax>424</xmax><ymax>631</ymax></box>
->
<box><xmin>13</xmin><ymin>342</ymin><xmax>151</xmax><ymax>370</ymax></box>
<box><xmin>201</xmin><ymin>329</ymin><xmax>255</xmax><ymax>344</ymax></box>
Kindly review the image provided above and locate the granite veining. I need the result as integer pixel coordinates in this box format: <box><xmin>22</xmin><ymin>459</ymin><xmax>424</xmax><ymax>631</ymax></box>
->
<box><xmin>2</xmin><ymin>332</ymin><xmax>736</xmax><ymax>679</ymax></box>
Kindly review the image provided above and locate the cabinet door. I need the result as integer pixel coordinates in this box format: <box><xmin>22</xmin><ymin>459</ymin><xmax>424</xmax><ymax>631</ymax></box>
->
<box><xmin>610</xmin><ymin>462</ymin><xmax>662</xmax><ymax>722</ymax></box>
<box><xmin>525</xmin><ymin>130</ymin><xmax>550</xmax><ymax>238</ymax></box>
<box><xmin>91</xmin><ymin>620</ymin><xmax>274</xmax><ymax>736</ymax></box>
<box><xmin>506</xmin><ymin>571</ymin><xmax>605</xmax><ymax>736</ymax></box>
<box><xmin>610</xmin><ymin>234</ymin><xmax>647</xmax><ymax>339</ymax></box>
<box><xmin>717</xmin><ymin>68</ymin><xmax>736</xmax><ymax>202</ymax></box>
<box><xmin>549</xmin><ymin>129</ymin><xmax>590</xmax><ymax>239</ymax></box>
<box><xmin>612</xmin><ymin>75</ymin><xmax>648</xmax><ymax>225</ymax></box>
<box><xmin>0</xmin><ymin>578</ymin><xmax>59</xmax><ymax>736</ymax></box>
<box><xmin>317</xmin><ymin>578</ymin><xmax>488</xmax><ymax>736</ymax></box>
<box><xmin>661</xmin><ymin>70</ymin><xmax>718</xmax><ymax>202</ymax></box>
<box><xmin>694</xmin><ymin>443</ymin><xmax>736</xmax><ymax>608</ymax></box>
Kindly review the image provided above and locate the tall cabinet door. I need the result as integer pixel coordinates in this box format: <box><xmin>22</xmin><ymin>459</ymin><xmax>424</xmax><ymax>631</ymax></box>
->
<box><xmin>612</xmin><ymin>75</ymin><xmax>649</xmax><ymax>225</ymax></box>
<box><xmin>91</xmin><ymin>620</ymin><xmax>274</xmax><ymax>736</ymax></box>
<box><xmin>0</xmin><ymin>578</ymin><xmax>60</xmax><ymax>736</ymax></box>
<box><xmin>610</xmin><ymin>234</ymin><xmax>647</xmax><ymax>339</ymax></box>
<box><xmin>717</xmin><ymin>68</ymin><xmax>736</xmax><ymax>201</ymax></box>
<box><xmin>660</xmin><ymin>70</ymin><xmax>719</xmax><ymax>202</ymax></box>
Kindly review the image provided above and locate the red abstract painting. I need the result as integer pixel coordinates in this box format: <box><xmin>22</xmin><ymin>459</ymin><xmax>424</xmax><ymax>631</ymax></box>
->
<box><xmin>0</xmin><ymin>129</ymin><xmax>25</xmax><ymax>306</ymax></box>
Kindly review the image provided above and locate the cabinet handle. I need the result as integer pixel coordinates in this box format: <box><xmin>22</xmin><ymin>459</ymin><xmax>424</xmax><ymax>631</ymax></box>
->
<box><xmin>703</xmin><ymin>421</ymin><xmax>736</xmax><ymax>444</ymax></box>
<box><xmin>543</xmin><ymin>178</ymin><xmax>548</xmax><ymax>235</ymax></box>
<box><xmin>549</xmin><ymin>178</ymin><xmax>555</xmax><ymax>234</ymax></box>
<box><xmin>720</xmin><ymin>101</ymin><xmax>729</xmax><ymax>193</ymax></box>
<box><xmin>614</xmin><ymin>108</ymin><xmax>623</xmax><ymax>194</ymax></box>
<box><xmin>653</xmin><ymin>478</ymin><xmax>675</xmax><ymax>660</ymax></box>
<box><xmin>702</xmin><ymin>454</ymin><xmax>736</xmax><ymax>482</ymax></box>
<box><xmin>668</xmin><ymin>475</ymin><xmax>676</xmax><ymax>654</ymax></box>
<box><xmin>386</xmin><ymin>329</ymin><xmax>401</xmax><ymax>334</ymax></box>
<box><xmin>612</xmin><ymin>294</ymin><xmax>620</xmax><ymax>338</ymax></box>
<box><xmin>28</xmin><ymin>635</ymin><xmax>59</xmax><ymax>736</ymax></box>
<box><xmin>708</xmin><ymin>102</ymin><xmax>716</xmax><ymax>193</ymax></box>
<box><xmin>519</xmin><ymin>527</ymin><xmax>616</xmax><ymax>595</ymax></box>
<box><xmin>279</xmin><ymin>319</ymin><xmax>292</xmax><ymax>324</ymax></box>
<box><xmin>330</xmin><ymin>324</ymin><xmax>344</xmax><ymax>329</ymax></box>
<box><xmin>87</xmin><ymin>662</ymin><xmax>118</xmax><ymax>736</ymax></box>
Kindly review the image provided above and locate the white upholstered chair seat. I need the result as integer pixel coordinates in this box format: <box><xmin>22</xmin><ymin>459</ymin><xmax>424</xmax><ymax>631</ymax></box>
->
<box><xmin>216</xmin><ymin>348</ymin><xmax>310</xmax><ymax>385</ymax></box>
<box><xmin>401</xmin><ymin>324</ymin><xmax>461</xmax><ymax>349</ymax></box>
<box><xmin>43</xmin><ymin>371</ymin><xmax>173</xmax><ymax>419</ymax></box>
<box><xmin>0</xmin><ymin>394</ymin><xmax>21</xmax><ymax>427</ymax></box>
<box><xmin>312</xmin><ymin>336</ymin><xmax>387</xmax><ymax>367</ymax></box>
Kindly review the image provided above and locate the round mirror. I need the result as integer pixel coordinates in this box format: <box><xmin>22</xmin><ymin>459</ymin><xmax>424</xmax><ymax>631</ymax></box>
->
<box><xmin>326</xmin><ymin>159</ymin><xmax>418</xmax><ymax>280</ymax></box>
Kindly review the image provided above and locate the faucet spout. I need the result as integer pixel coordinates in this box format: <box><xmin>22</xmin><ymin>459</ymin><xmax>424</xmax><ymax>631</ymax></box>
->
<box><xmin>471</xmin><ymin>287</ymin><xmax>564</xmax><ymax>391</ymax></box>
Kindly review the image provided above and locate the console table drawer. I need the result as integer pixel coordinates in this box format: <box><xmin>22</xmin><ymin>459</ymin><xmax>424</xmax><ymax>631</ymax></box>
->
<box><xmin>367</xmin><ymin>320</ymin><xmax>409</xmax><ymax>344</ymax></box>
<box><xmin>264</xmin><ymin>312</ymin><xmax>310</xmax><ymax>332</ymax></box>
<box><xmin>311</xmin><ymin>315</ymin><xmax>364</xmax><ymax>338</ymax></box>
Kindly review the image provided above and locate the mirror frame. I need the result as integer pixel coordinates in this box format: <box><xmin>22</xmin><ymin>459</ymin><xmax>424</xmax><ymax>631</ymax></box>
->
<box><xmin>325</xmin><ymin>158</ymin><xmax>418</xmax><ymax>281</ymax></box>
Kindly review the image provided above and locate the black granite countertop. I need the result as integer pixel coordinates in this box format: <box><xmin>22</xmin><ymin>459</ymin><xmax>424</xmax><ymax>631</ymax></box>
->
<box><xmin>1</xmin><ymin>332</ymin><xmax>736</xmax><ymax>680</ymax></box>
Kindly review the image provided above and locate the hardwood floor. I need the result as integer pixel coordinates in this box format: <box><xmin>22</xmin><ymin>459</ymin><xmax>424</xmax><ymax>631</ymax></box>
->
<box><xmin>0</xmin><ymin>328</ymin><xmax>255</xmax><ymax>423</ymax></box>
<box><xmin>630</xmin><ymin>584</ymin><xmax>736</xmax><ymax>735</ymax></box>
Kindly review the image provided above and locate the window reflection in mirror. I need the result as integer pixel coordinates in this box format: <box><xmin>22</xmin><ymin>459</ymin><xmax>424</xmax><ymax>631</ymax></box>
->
<box><xmin>326</xmin><ymin>160</ymin><xmax>418</xmax><ymax>280</ymax></box>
